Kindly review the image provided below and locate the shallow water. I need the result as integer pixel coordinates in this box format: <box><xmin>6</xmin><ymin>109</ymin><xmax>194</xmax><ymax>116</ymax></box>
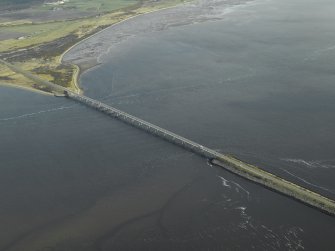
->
<box><xmin>1</xmin><ymin>0</ymin><xmax>335</xmax><ymax>250</ymax></box>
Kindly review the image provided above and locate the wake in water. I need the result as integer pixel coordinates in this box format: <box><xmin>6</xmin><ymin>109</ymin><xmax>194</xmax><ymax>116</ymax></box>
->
<box><xmin>282</xmin><ymin>158</ymin><xmax>335</xmax><ymax>169</ymax></box>
<box><xmin>280</xmin><ymin>168</ymin><xmax>335</xmax><ymax>194</ymax></box>
<box><xmin>217</xmin><ymin>175</ymin><xmax>251</xmax><ymax>200</ymax></box>
<box><xmin>213</xmin><ymin>176</ymin><xmax>304</xmax><ymax>250</ymax></box>
<box><xmin>303</xmin><ymin>44</ymin><xmax>335</xmax><ymax>61</ymax></box>
<box><xmin>0</xmin><ymin>105</ymin><xmax>73</xmax><ymax>122</ymax></box>
<box><xmin>230</xmin><ymin>180</ymin><xmax>251</xmax><ymax>200</ymax></box>
<box><xmin>218</xmin><ymin>176</ymin><xmax>231</xmax><ymax>188</ymax></box>
<box><xmin>98</xmin><ymin>70</ymin><xmax>256</xmax><ymax>106</ymax></box>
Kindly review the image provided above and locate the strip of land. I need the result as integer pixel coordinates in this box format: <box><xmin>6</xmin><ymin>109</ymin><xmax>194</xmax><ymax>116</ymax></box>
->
<box><xmin>1</xmin><ymin>57</ymin><xmax>334</xmax><ymax>217</ymax></box>
<box><xmin>1</xmin><ymin>0</ymin><xmax>254</xmax><ymax>93</ymax></box>
<box><xmin>0</xmin><ymin>0</ymin><xmax>189</xmax><ymax>93</ymax></box>
<box><xmin>212</xmin><ymin>157</ymin><xmax>335</xmax><ymax>216</ymax></box>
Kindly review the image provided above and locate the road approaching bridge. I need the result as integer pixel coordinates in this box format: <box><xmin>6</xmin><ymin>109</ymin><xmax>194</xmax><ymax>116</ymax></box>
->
<box><xmin>1</xmin><ymin>58</ymin><xmax>335</xmax><ymax>216</ymax></box>
<box><xmin>66</xmin><ymin>91</ymin><xmax>219</xmax><ymax>159</ymax></box>
<box><xmin>0</xmin><ymin>58</ymin><xmax>68</xmax><ymax>95</ymax></box>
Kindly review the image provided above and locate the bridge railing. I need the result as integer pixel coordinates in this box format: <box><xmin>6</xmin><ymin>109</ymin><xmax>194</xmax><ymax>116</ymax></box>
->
<box><xmin>66</xmin><ymin>92</ymin><xmax>220</xmax><ymax>159</ymax></box>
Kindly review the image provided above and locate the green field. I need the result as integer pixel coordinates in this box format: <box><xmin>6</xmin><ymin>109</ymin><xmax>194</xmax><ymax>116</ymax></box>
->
<box><xmin>0</xmin><ymin>0</ymin><xmax>186</xmax><ymax>93</ymax></box>
<box><xmin>41</xmin><ymin>0</ymin><xmax>138</xmax><ymax>12</ymax></box>
<box><xmin>0</xmin><ymin>0</ymin><xmax>137</xmax><ymax>11</ymax></box>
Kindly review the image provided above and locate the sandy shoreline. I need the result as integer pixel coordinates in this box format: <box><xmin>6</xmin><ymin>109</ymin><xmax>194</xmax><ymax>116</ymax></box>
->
<box><xmin>0</xmin><ymin>0</ymin><xmax>252</xmax><ymax>94</ymax></box>
<box><xmin>62</xmin><ymin>0</ymin><xmax>253</xmax><ymax>93</ymax></box>
<box><xmin>59</xmin><ymin>3</ymin><xmax>191</xmax><ymax>94</ymax></box>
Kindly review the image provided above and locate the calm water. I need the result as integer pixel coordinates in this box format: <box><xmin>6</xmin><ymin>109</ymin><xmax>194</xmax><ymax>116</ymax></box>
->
<box><xmin>1</xmin><ymin>0</ymin><xmax>335</xmax><ymax>250</ymax></box>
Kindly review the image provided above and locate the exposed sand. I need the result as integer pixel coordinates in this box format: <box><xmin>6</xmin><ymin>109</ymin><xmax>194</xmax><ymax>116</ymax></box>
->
<box><xmin>62</xmin><ymin>0</ymin><xmax>252</xmax><ymax>84</ymax></box>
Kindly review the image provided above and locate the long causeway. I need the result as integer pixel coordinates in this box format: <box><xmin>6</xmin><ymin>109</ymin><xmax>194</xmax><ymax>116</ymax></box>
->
<box><xmin>1</xmin><ymin>58</ymin><xmax>335</xmax><ymax>216</ymax></box>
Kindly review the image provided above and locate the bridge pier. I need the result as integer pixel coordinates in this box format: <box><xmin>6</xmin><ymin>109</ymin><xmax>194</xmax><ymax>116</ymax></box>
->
<box><xmin>1</xmin><ymin>58</ymin><xmax>333</xmax><ymax>216</ymax></box>
<box><xmin>64</xmin><ymin>91</ymin><xmax>335</xmax><ymax>216</ymax></box>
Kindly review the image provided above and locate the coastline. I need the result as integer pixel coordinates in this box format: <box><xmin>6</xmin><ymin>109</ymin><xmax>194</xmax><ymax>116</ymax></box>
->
<box><xmin>61</xmin><ymin>0</ymin><xmax>253</xmax><ymax>94</ymax></box>
<box><xmin>0</xmin><ymin>0</ymin><xmax>192</xmax><ymax>95</ymax></box>
<box><xmin>1</xmin><ymin>0</ymin><xmax>252</xmax><ymax>94</ymax></box>
<box><xmin>211</xmin><ymin>158</ymin><xmax>335</xmax><ymax>216</ymax></box>
<box><xmin>59</xmin><ymin>3</ymin><xmax>191</xmax><ymax>94</ymax></box>
<box><xmin>2</xmin><ymin>0</ymin><xmax>335</xmax><ymax>249</ymax></box>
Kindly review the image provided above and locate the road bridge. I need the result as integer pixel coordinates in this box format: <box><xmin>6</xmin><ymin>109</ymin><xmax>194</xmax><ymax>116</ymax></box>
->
<box><xmin>1</xmin><ymin>58</ymin><xmax>335</xmax><ymax>216</ymax></box>
<box><xmin>66</xmin><ymin>91</ymin><xmax>219</xmax><ymax>159</ymax></box>
<box><xmin>66</xmin><ymin>91</ymin><xmax>335</xmax><ymax>216</ymax></box>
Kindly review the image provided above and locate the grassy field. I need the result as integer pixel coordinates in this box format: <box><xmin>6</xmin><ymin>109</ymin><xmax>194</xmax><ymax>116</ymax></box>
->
<box><xmin>0</xmin><ymin>13</ymin><xmax>129</xmax><ymax>52</ymax></box>
<box><xmin>0</xmin><ymin>0</ymin><xmax>137</xmax><ymax>11</ymax></box>
<box><xmin>0</xmin><ymin>64</ymin><xmax>35</xmax><ymax>86</ymax></box>
<box><xmin>0</xmin><ymin>0</ymin><xmax>186</xmax><ymax>93</ymax></box>
<box><xmin>40</xmin><ymin>0</ymin><xmax>138</xmax><ymax>12</ymax></box>
<box><xmin>0</xmin><ymin>0</ymin><xmax>140</xmax><ymax>52</ymax></box>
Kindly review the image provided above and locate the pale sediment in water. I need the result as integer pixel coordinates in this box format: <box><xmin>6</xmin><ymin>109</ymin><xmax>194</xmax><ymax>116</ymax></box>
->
<box><xmin>62</xmin><ymin>0</ymin><xmax>253</xmax><ymax>81</ymax></box>
<box><xmin>211</xmin><ymin>158</ymin><xmax>335</xmax><ymax>216</ymax></box>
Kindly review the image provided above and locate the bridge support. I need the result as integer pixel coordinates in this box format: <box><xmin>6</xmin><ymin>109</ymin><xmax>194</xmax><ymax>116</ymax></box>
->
<box><xmin>1</xmin><ymin>58</ymin><xmax>334</xmax><ymax>216</ymax></box>
<box><xmin>65</xmin><ymin>91</ymin><xmax>335</xmax><ymax>217</ymax></box>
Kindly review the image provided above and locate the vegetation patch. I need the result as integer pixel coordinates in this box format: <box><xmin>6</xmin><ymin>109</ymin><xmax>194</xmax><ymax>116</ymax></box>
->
<box><xmin>0</xmin><ymin>0</ymin><xmax>187</xmax><ymax>93</ymax></box>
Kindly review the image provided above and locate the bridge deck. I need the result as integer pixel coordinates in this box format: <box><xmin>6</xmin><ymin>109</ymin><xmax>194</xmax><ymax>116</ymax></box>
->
<box><xmin>1</xmin><ymin>58</ymin><xmax>334</xmax><ymax>216</ymax></box>
<box><xmin>67</xmin><ymin>91</ymin><xmax>219</xmax><ymax>159</ymax></box>
<box><xmin>66</xmin><ymin>92</ymin><xmax>335</xmax><ymax>217</ymax></box>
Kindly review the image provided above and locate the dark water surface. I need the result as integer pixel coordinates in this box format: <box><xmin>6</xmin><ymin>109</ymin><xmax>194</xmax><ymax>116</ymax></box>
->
<box><xmin>1</xmin><ymin>0</ymin><xmax>335</xmax><ymax>250</ymax></box>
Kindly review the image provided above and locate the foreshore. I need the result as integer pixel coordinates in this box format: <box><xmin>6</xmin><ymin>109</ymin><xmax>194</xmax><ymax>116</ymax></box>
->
<box><xmin>61</xmin><ymin>0</ymin><xmax>253</xmax><ymax>92</ymax></box>
<box><xmin>1</xmin><ymin>0</ymin><xmax>252</xmax><ymax>94</ymax></box>
<box><xmin>59</xmin><ymin>2</ymin><xmax>192</xmax><ymax>95</ymax></box>
<box><xmin>0</xmin><ymin>0</ymin><xmax>195</xmax><ymax>93</ymax></box>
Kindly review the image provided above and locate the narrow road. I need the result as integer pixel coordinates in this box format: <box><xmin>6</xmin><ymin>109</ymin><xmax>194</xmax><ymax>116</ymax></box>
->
<box><xmin>1</xmin><ymin>58</ymin><xmax>335</xmax><ymax>216</ymax></box>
